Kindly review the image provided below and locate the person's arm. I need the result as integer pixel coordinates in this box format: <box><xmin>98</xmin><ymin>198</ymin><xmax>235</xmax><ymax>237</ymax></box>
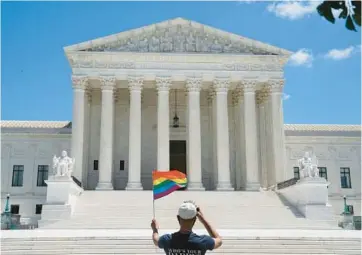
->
<box><xmin>197</xmin><ymin>208</ymin><xmax>223</xmax><ymax>249</ymax></box>
<box><xmin>152</xmin><ymin>229</ymin><xmax>160</xmax><ymax>246</ymax></box>
<box><xmin>151</xmin><ymin>219</ymin><xmax>160</xmax><ymax>247</ymax></box>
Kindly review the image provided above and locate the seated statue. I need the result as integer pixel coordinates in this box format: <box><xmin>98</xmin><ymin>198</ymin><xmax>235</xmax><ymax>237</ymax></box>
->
<box><xmin>52</xmin><ymin>150</ymin><xmax>75</xmax><ymax>178</ymax></box>
<box><xmin>298</xmin><ymin>152</ymin><xmax>319</xmax><ymax>179</ymax></box>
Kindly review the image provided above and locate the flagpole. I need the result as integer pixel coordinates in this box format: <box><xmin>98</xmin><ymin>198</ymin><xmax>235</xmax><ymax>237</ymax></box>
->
<box><xmin>152</xmin><ymin>197</ymin><xmax>155</xmax><ymax>219</ymax></box>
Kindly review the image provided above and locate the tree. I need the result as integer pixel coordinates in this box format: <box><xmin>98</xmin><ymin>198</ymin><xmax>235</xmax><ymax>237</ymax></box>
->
<box><xmin>317</xmin><ymin>0</ymin><xmax>361</xmax><ymax>31</ymax></box>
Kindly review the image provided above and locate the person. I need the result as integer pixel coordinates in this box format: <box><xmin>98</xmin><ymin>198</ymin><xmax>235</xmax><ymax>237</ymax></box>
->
<box><xmin>150</xmin><ymin>200</ymin><xmax>223</xmax><ymax>254</ymax></box>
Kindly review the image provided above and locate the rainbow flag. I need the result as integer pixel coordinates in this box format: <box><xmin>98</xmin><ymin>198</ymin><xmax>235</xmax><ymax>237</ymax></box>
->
<box><xmin>152</xmin><ymin>170</ymin><xmax>187</xmax><ymax>200</ymax></box>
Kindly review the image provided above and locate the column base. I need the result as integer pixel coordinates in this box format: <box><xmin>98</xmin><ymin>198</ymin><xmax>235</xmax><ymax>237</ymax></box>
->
<box><xmin>95</xmin><ymin>182</ymin><xmax>113</xmax><ymax>190</ymax></box>
<box><xmin>125</xmin><ymin>182</ymin><xmax>143</xmax><ymax>191</ymax></box>
<box><xmin>245</xmin><ymin>182</ymin><xmax>260</xmax><ymax>191</ymax></box>
<box><xmin>187</xmin><ymin>182</ymin><xmax>205</xmax><ymax>191</ymax></box>
<box><xmin>216</xmin><ymin>182</ymin><xmax>234</xmax><ymax>191</ymax></box>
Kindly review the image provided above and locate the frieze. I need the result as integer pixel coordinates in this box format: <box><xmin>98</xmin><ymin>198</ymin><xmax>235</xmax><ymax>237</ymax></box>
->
<box><xmin>68</xmin><ymin>52</ymin><xmax>288</xmax><ymax>71</ymax></box>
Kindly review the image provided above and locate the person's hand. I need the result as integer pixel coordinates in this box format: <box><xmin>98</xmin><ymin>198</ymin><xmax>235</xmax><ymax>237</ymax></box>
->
<box><xmin>196</xmin><ymin>206</ymin><xmax>204</xmax><ymax>220</ymax></box>
<box><xmin>151</xmin><ymin>219</ymin><xmax>158</xmax><ymax>231</ymax></box>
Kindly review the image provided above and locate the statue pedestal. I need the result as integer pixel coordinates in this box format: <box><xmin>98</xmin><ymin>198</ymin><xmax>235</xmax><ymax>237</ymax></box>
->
<box><xmin>339</xmin><ymin>214</ymin><xmax>355</xmax><ymax>230</ymax></box>
<box><xmin>277</xmin><ymin>177</ymin><xmax>336</xmax><ymax>224</ymax></box>
<box><xmin>38</xmin><ymin>176</ymin><xmax>83</xmax><ymax>228</ymax></box>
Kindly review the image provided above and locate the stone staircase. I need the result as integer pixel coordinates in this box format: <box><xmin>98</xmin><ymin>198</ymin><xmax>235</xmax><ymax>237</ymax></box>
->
<box><xmin>39</xmin><ymin>191</ymin><xmax>338</xmax><ymax>229</ymax></box>
<box><xmin>1</xmin><ymin>229</ymin><xmax>361</xmax><ymax>255</ymax></box>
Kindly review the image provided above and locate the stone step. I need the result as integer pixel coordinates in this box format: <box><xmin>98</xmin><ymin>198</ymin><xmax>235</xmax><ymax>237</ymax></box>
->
<box><xmin>2</xmin><ymin>243</ymin><xmax>360</xmax><ymax>250</ymax></box>
<box><xmin>1</xmin><ymin>249</ymin><xmax>360</xmax><ymax>255</ymax></box>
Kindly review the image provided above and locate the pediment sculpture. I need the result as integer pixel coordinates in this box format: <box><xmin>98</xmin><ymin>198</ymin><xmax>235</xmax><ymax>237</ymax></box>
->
<box><xmin>52</xmin><ymin>150</ymin><xmax>75</xmax><ymax>178</ymax></box>
<box><xmin>83</xmin><ymin>25</ymin><xmax>273</xmax><ymax>55</ymax></box>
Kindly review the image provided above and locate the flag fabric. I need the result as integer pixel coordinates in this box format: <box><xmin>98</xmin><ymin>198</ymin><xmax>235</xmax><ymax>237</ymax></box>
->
<box><xmin>152</xmin><ymin>170</ymin><xmax>187</xmax><ymax>200</ymax></box>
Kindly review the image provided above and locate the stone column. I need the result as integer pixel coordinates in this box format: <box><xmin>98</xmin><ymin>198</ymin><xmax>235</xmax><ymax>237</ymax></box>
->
<box><xmin>264</xmin><ymin>93</ymin><xmax>275</xmax><ymax>187</ymax></box>
<box><xmin>214</xmin><ymin>79</ymin><xmax>233</xmax><ymax>191</ymax></box>
<box><xmin>186</xmin><ymin>78</ymin><xmax>205</xmax><ymax>190</ymax></box>
<box><xmin>233</xmin><ymin>89</ymin><xmax>244</xmax><ymax>190</ymax></box>
<box><xmin>82</xmin><ymin>89</ymin><xmax>92</xmax><ymax>189</ymax></box>
<box><xmin>242</xmin><ymin>80</ymin><xmax>260</xmax><ymax>191</ymax></box>
<box><xmin>126</xmin><ymin>77</ymin><xmax>143</xmax><ymax>190</ymax></box>
<box><xmin>269</xmin><ymin>79</ymin><xmax>286</xmax><ymax>183</ymax></box>
<box><xmin>71</xmin><ymin>75</ymin><xmax>87</xmax><ymax>182</ymax></box>
<box><xmin>207</xmin><ymin>90</ymin><xmax>218</xmax><ymax>189</ymax></box>
<box><xmin>155</xmin><ymin>77</ymin><xmax>171</xmax><ymax>171</ymax></box>
<box><xmin>96</xmin><ymin>76</ymin><xmax>116</xmax><ymax>190</ymax></box>
<box><xmin>257</xmin><ymin>90</ymin><xmax>268</xmax><ymax>189</ymax></box>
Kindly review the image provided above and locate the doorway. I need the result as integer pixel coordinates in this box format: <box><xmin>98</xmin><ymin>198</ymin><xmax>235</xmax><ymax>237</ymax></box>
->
<box><xmin>170</xmin><ymin>140</ymin><xmax>187</xmax><ymax>189</ymax></box>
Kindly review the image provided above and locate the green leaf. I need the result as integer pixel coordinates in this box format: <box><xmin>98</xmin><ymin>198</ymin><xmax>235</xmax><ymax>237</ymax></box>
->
<box><xmin>317</xmin><ymin>2</ymin><xmax>336</xmax><ymax>23</ymax></box>
<box><xmin>352</xmin><ymin>1</ymin><xmax>361</xmax><ymax>26</ymax></box>
<box><xmin>339</xmin><ymin>7</ymin><xmax>348</xmax><ymax>19</ymax></box>
<box><xmin>345</xmin><ymin>15</ymin><xmax>357</xmax><ymax>31</ymax></box>
<box><xmin>353</xmin><ymin>12</ymin><xmax>361</xmax><ymax>26</ymax></box>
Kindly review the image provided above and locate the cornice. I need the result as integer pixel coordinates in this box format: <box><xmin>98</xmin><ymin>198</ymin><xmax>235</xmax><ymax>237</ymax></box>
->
<box><xmin>285</xmin><ymin>135</ymin><xmax>360</xmax><ymax>145</ymax></box>
<box><xmin>1</xmin><ymin>133</ymin><xmax>71</xmax><ymax>138</ymax></box>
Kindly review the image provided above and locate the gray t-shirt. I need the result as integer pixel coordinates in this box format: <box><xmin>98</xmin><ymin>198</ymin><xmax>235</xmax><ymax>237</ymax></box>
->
<box><xmin>158</xmin><ymin>231</ymin><xmax>215</xmax><ymax>255</ymax></box>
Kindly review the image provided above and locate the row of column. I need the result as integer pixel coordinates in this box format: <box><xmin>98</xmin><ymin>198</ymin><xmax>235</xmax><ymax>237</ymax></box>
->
<box><xmin>228</xmin><ymin>80</ymin><xmax>285</xmax><ymax>190</ymax></box>
<box><xmin>71</xmin><ymin>75</ymin><xmax>285</xmax><ymax>191</ymax></box>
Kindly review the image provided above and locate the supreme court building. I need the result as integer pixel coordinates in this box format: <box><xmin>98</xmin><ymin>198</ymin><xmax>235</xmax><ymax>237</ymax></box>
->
<box><xmin>66</xmin><ymin>17</ymin><xmax>291</xmax><ymax>191</ymax></box>
<box><xmin>2</xmin><ymin>18</ymin><xmax>361</xmax><ymax>223</ymax></box>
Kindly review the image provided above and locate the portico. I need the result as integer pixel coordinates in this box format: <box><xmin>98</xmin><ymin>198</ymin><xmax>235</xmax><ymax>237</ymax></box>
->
<box><xmin>65</xmin><ymin>18</ymin><xmax>292</xmax><ymax>191</ymax></box>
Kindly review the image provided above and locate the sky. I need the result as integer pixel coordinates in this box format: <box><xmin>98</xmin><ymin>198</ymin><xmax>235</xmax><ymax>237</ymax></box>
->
<box><xmin>1</xmin><ymin>1</ymin><xmax>361</xmax><ymax>124</ymax></box>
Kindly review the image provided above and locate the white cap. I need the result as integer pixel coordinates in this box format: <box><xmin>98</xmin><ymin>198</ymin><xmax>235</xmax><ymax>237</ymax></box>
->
<box><xmin>178</xmin><ymin>201</ymin><xmax>197</xmax><ymax>220</ymax></box>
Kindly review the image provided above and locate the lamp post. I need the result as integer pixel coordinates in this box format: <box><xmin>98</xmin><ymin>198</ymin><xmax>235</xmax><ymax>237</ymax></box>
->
<box><xmin>4</xmin><ymin>194</ymin><xmax>10</xmax><ymax>213</ymax></box>
<box><xmin>1</xmin><ymin>194</ymin><xmax>11</xmax><ymax>229</ymax></box>
<box><xmin>343</xmin><ymin>195</ymin><xmax>349</xmax><ymax>215</ymax></box>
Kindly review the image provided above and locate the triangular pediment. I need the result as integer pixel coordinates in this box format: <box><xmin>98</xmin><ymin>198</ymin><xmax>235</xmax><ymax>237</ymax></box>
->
<box><xmin>64</xmin><ymin>18</ymin><xmax>292</xmax><ymax>56</ymax></box>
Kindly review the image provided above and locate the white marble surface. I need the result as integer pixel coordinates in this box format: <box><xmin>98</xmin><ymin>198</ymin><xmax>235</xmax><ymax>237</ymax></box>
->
<box><xmin>1</xmin><ymin>228</ymin><xmax>360</xmax><ymax>239</ymax></box>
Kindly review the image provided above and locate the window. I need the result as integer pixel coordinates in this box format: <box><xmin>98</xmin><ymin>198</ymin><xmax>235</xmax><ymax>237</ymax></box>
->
<box><xmin>340</xmin><ymin>167</ymin><xmax>352</xmax><ymax>189</ymax></box>
<box><xmin>12</xmin><ymin>165</ymin><xmax>24</xmax><ymax>187</ymax></box>
<box><xmin>10</xmin><ymin>205</ymin><xmax>19</xmax><ymax>214</ymax></box>
<box><xmin>120</xmin><ymin>160</ymin><xmax>125</xmax><ymax>171</ymax></box>
<box><xmin>293</xmin><ymin>167</ymin><xmax>300</xmax><ymax>179</ymax></box>
<box><xmin>35</xmin><ymin>204</ymin><xmax>42</xmax><ymax>215</ymax></box>
<box><xmin>37</xmin><ymin>165</ymin><xmax>49</xmax><ymax>187</ymax></box>
<box><xmin>347</xmin><ymin>205</ymin><xmax>354</xmax><ymax>215</ymax></box>
<box><xmin>318</xmin><ymin>167</ymin><xmax>328</xmax><ymax>180</ymax></box>
<box><xmin>93</xmin><ymin>160</ymin><xmax>99</xmax><ymax>170</ymax></box>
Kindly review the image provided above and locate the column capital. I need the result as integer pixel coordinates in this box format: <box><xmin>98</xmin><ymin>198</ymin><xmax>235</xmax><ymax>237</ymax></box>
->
<box><xmin>241</xmin><ymin>80</ymin><xmax>257</xmax><ymax>93</ymax></box>
<box><xmin>72</xmin><ymin>75</ymin><xmax>88</xmax><ymax>90</ymax></box>
<box><xmin>186</xmin><ymin>77</ymin><xmax>202</xmax><ymax>92</ymax></box>
<box><xmin>232</xmin><ymin>89</ymin><xmax>243</xmax><ymax>105</ymax></box>
<box><xmin>213</xmin><ymin>78</ymin><xmax>230</xmax><ymax>93</ymax></box>
<box><xmin>128</xmin><ymin>76</ymin><xmax>144</xmax><ymax>92</ymax></box>
<box><xmin>155</xmin><ymin>77</ymin><xmax>172</xmax><ymax>92</ymax></box>
<box><xmin>256</xmin><ymin>90</ymin><xmax>269</xmax><ymax>105</ymax></box>
<box><xmin>207</xmin><ymin>89</ymin><xmax>216</xmax><ymax>103</ymax></box>
<box><xmin>268</xmin><ymin>79</ymin><xmax>285</xmax><ymax>93</ymax></box>
<box><xmin>85</xmin><ymin>88</ymin><xmax>92</xmax><ymax>103</ymax></box>
<box><xmin>100</xmin><ymin>76</ymin><xmax>116</xmax><ymax>91</ymax></box>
